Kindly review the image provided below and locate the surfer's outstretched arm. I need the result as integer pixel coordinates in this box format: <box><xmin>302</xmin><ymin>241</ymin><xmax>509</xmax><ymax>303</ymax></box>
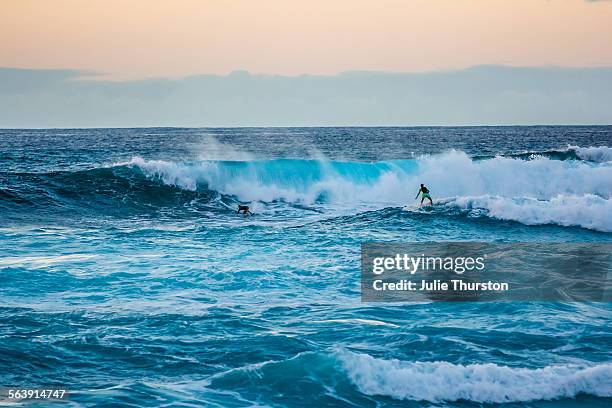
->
<box><xmin>415</xmin><ymin>190</ymin><xmax>421</xmax><ymax>200</ymax></box>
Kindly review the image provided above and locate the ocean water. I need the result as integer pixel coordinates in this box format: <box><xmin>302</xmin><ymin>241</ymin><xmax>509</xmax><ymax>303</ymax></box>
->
<box><xmin>1</xmin><ymin>126</ymin><xmax>611</xmax><ymax>407</ymax></box>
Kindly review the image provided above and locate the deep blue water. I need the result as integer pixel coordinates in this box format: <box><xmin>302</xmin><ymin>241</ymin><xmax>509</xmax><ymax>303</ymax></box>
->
<box><xmin>1</xmin><ymin>126</ymin><xmax>611</xmax><ymax>407</ymax></box>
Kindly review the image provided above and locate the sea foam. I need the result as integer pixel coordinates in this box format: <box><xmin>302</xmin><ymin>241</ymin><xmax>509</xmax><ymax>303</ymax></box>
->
<box><xmin>338</xmin><ymin>351</ymin><xmax>612</xmax><ymax>403</ymax></box>
<box><xmin>444</xmin><ymin>194</ymin><xmax>612</xmax><ymax>232</ymax></box>
<box><xmin>569</xmin><ymin>145</ymin><xmax>612</xmax><ymax>163</ymax></box>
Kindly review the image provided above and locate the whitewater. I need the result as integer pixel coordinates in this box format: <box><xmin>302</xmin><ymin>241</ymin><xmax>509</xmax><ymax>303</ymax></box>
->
<box><xmin>1</xmin><ymin>126</ymin><xmax>611</xmax><ymax>407</ymax></box>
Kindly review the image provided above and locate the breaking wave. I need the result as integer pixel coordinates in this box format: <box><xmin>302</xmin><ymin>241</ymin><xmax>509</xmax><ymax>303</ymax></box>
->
<box><xmin>122</xmin><ymin>150</ymin><xmax>611</xmax><ymax>230</ymax></box>
<box><xmin>210</xmin><ymin>350</ymin><xmax>612</xmax><ymax>404</ymax></box>
<box><xmin>503</xmin><ymin>145</ymin><xmax>612</xmax><ymax>163</ymax></box>
<box><xmin>125</xmin><ymin>150</ymin><xmax>611</xmax><ymax>203</ymax></box>
<box><xmin>338</xmin><ymin>350</ymin><xmax>612</xmax><ymax>403</ymax></box>
<box><xmin>568</xmin><ymin>145</ymin><xmax>612</xmax><ymax>163</ymax></box>
<box><xmin>440</xmin><ymin>194</ymin><xmax>612</xmax><ymax>232</ymax></box>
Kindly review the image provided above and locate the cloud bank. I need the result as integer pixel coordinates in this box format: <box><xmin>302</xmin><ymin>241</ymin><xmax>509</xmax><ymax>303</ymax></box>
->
<box><xmin>1</xmin><ymin>66</ymin><xmax>611</xmax><ymax>127</ymax></box>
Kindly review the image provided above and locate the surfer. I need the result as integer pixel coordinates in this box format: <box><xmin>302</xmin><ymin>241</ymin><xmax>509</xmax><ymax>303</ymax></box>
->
<box><xmin>415</xmin><ymin>184</ymin><xmax>433</xmax><ymax>206</ymax></box>
<box><xmin>237</xmin><ymin>204</ymin><xmax>252</xmax><ymax>215</ymax></box>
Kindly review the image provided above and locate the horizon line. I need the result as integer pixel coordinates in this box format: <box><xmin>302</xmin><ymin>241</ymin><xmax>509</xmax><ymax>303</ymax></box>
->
<box><xmin>3</xmin><ymin>124</ymin><xmax>612</xmax><ymax>131</ymax></box>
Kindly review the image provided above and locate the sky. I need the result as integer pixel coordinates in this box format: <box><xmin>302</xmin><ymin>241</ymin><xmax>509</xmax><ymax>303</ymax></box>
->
<box><xmin>1</xmin><ymin>0</ymin><xmax>612</xmax><ymax>126</ymax></box>
<box><xmin>2</xmin><ymin>0</ymin><xmax>612</xmax><ymax>79</ymax></box>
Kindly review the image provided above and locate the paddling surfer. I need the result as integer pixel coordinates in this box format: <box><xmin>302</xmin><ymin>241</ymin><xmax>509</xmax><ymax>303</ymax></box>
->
<box><xmin>237</xmin><ymin>204</ymin><xmax>252</xmax><ymax>215</ymax></box>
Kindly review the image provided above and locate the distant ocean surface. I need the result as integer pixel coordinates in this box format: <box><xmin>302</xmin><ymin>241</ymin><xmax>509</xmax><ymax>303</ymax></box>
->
<box><xmin>1</xmin><ymin>126</ymin><xmax>611</xmax><ymax>407</ymax></box>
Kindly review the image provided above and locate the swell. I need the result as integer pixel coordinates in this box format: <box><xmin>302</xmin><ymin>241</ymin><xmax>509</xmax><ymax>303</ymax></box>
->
<box><xmin>479</xmin><ymin>145</ymin><xmax>612</xmax><ymax>163</ymax></box>
<box><xmin>0</xmin><ymin>167</ymin><xmax>220</xmax><ymax>216</ymax></box>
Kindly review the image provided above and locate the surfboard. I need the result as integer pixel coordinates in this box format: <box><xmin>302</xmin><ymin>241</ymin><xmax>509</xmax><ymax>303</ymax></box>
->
<box><xmin>218</xmin><ymin>200</ymin><xmax>254</xmax><ymax>215</ymax></box>
<box><xmin>403</xmin><ymin>204</ymin><xmax>434</xmax><ymax>212</ymax></box>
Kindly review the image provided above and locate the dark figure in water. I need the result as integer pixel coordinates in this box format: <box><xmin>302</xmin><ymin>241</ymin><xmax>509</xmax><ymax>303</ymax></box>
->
<box><xmin>237</xmin><ymin>205</ymin><xmax>252</xmax><ymax>215</ymax></box>
<box><xmin>415</xmin><ymin>184</ymin><xmax>433</xmax><ymax>207</ymax></box>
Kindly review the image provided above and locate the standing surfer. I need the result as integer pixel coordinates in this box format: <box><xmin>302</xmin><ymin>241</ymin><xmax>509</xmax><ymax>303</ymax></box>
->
<box><xmin>415</xmin><ymin>184</ymin><xmax>433</xmax><ymax>207</ymax></box>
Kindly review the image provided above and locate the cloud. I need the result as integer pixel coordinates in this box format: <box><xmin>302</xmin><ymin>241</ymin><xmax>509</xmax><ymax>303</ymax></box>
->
<box><xmin>1</xmin><ymin>65</ymin><xmax>611</xmax><ymax>127</ymax></box>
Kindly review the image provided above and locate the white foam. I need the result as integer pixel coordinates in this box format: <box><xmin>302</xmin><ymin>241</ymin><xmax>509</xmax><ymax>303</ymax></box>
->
<box><xmin>569</xmin><ymin>145</ymin><xmax>612</xmax><ymax>163</ymax></box>
<box><xmin>338</xmin><ymin>351</ymin><xmax>612</xmax><ymax>403</ymax></box>
<box><xmin>414</xmin><ymin>150</ymin><xmax>612</xmax><ymax>200</ymax></box>
<box><xmin>316</xmin><ymin>319</ymin><xmax>400</xmax><ymax>328</ymax></box>
<box><xmin>124</xmin><ymin>156</ymin><xmax>203</xmax><ymax>191</ymax></box>
<box><xmin>445</xmin><ymin>194</ymin><xmax>612</xmax><ymax>232</ymax></box>
<box><xmin>0</xmin><ymin>254</ymin><xmax>98</xmax><ymax>268</ymax></box>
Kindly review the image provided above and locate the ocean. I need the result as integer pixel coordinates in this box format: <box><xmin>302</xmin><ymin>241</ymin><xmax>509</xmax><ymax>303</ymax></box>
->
<box><xmin>1</xmin><ymin>126</ymin><xmax>611</xmax><ymax>407</ymax></box>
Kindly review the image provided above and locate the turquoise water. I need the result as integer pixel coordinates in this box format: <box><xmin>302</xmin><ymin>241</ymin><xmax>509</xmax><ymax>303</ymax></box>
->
<box><xmin>1</xmin><ymin>127</ymin><xmax>611</xmax><ymax>407</ymax></box>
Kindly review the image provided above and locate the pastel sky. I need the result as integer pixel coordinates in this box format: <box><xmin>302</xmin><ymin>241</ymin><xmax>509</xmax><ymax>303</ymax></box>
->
<box><xmin>2</xmin><ymin>0</ymin><xmax>612</xmax><ymax>79</ymax></box>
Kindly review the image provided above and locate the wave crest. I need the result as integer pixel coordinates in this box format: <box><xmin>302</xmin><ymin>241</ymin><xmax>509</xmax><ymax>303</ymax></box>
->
<box><xmin>338</xmin><ymin>351</ymin><xmax>612</xmax><ymax>403</ymax></box>
<box><xmin>569</xmin><ymin>145</ymin><xmax>612</xmax><ymax>163</ymax></box>
<box><xmin>504</xmin><ymin>145</ymin><xmax>612</xmax><ymax>163</ymax></box>
<box><xmin>209</xmin><ymin>351</ymin><xmax>612</xmax><ymax>404</ymax></box>
<box><xmin>441</xmin><ymin>194</ymin><xmax>612</xmax><ymax>232</ymax></box>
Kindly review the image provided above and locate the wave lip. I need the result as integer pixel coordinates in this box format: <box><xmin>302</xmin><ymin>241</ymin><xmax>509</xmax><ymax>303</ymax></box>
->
<box><xmin>338</xmin><ymin>351</ymin><xmax>612</xmax><ymax>403</ymax></box>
